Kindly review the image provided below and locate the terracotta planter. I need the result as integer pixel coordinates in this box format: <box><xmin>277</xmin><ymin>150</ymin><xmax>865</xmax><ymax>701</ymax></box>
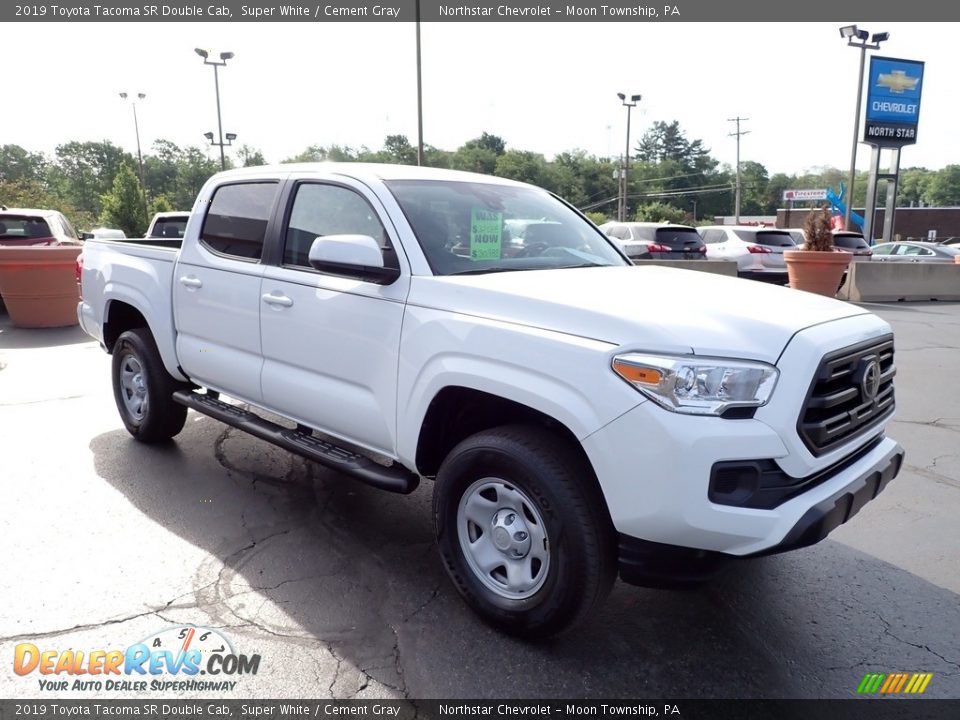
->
<box><xmin>0</xmin><ymin>246</ymin><xmax>82</xmax><ymax>328</ymax></box>
<box><xmin>783</xmin><ymin>249</ymin><xmax>852</xmax><ymax>298</ymax></box>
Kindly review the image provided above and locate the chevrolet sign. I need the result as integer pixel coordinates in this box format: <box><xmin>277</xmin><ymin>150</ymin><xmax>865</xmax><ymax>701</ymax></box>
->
<box><xmin>864</xmin><ymin>56</ymin><xmax>924</xmax><ymax>147</ymax></box>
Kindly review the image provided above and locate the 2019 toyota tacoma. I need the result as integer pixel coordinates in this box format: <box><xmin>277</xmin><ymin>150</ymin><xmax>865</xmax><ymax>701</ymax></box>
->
<box><xmin>78</xmin><ymin>164</ymin><xmax>903</xmax><ymax>637</ymax></box>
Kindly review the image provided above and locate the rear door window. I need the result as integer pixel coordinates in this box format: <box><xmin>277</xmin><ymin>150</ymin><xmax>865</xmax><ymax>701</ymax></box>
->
<box><xmin>737</xmin><ymin>230</ymin><xmax>795</xmax><ymax>247</ymax></box>
<box><xmin>833</xmin><ymin>235</ymin><xmax>869</xmax><ymax>250</ymax></box>
<box><xmin>200</xmin><ymin>182</ymin><xmax>279</xmax><ymax>260</ymax></box>
<box><xmin>654</xmin><ymin>227</ymin><xmax>703</xmax><ymax>248</ymax></box>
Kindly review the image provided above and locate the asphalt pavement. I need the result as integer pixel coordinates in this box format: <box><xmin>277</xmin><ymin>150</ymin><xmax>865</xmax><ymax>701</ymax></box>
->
<box><xmin>0</xmin><ymin>301</ymin><xmax>957</xmax><ymax>700</ymax></box>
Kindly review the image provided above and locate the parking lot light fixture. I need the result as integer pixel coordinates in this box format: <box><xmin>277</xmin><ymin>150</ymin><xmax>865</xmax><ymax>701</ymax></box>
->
<box><xmin>118</xmin><ymin>91</ymin><xmax>149</xmax><ymax>224</ymax></box>
<box><xmin>196</xmin><ymin>48</ymin><xmax>234</xmax><ymax>170</ymax></box>
<box><xmin>617</xmin><ymin>92</ymin><xmax>641</xmax><ymax>222</ymax></box>
<box><xmin>841</xmin><ymin>25</ymin><xmax>888</xmax><ymax>230</ymax></box>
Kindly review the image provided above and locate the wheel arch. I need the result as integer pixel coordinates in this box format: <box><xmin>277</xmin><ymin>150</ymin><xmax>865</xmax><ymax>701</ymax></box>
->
<box><xmin>414</xmin><ymin>387</ymin><xmax>612</xmax><ymax>527</ymax></box>
<box><xmin>103</xmin><ymin>298</ymin><xmax>187</xmax><ymax>381</ymax></box>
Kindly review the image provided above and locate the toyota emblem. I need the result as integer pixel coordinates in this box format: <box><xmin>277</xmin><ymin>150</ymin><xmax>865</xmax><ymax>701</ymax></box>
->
<box><xmin>861</xmin><ymin>359</ymin><xmax>882</xmax><ymax>400</ymax></box>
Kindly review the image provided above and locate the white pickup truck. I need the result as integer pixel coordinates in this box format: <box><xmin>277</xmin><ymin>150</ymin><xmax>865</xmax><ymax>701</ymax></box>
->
<box><xmin>79</xmin><ymin>164</ymin><xmax>904</xmax><ymax>637</ymax></box>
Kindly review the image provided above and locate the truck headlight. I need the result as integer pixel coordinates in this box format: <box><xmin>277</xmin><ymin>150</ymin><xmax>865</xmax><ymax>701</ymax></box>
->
<box><xmin>612</xmin><ymin>353</ymin><xmax>779</xmax><ymax>416</ymax></box>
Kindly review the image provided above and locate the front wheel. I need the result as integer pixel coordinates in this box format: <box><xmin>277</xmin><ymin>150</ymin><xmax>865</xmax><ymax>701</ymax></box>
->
<box><xmin>433</xmin><ymin>425</ymin><xmax>616</xmax><ymax>638</ymax></box>
<box><xmin>111</xmin><ymin>328</ymin><xmax>188</xmax><ymax>443</ymax></box>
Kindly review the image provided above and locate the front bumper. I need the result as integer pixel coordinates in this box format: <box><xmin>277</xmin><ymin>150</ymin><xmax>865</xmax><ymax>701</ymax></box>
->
<box><xmin>582</xmin><ymin>313</ymin><xmax>900</xmax><ymax>557</ymax></box>
<box><xmin>617</xmin><ymin>441</ymin><xmax>903</xmax><ymax>587</ymax></box>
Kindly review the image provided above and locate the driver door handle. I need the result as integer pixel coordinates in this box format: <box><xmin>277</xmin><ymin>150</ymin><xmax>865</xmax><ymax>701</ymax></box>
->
<box><xmin>179</xmin><ymin>276</ymin><xmax>202</xmax><ymax>289</ymax></box>
<box><xmin>262</xmin><ymin>292</ymin><xmax>294</xmax><ymax>308</ymax></box>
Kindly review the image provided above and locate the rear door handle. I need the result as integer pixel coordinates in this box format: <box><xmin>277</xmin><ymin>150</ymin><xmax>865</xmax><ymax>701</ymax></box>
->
<box><xmin>179</xmin><ymin>276</ymin><xmax>202</xmax><ymax>288</ymax></box>
<box><xmin>262</xmin><ymin>292</ymin><xmax>294</xmax><ymax>308</ymax></box>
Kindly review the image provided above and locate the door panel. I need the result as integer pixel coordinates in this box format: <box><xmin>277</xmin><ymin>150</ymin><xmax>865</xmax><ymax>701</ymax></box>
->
<box><xmin>259</xmin><ymin>179</ymin><xmax>409</xmax><ymax>455</ymax></box>
<box><xmin>174</xmin><ymin>181</ymin><xmax>280</xmax><ymax>402</ymax></box>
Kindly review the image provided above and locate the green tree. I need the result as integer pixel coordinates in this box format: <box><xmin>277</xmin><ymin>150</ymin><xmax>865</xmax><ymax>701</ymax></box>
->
<box><xmin>494</xmin><ymin>150</ymin><xmax>550</xmax><ymax>187</ymax></box>
<box><xmin>631</xmin><ymin>121</ymin><xmax>724</xmax><ymax>218</ymax></box>
<box><xmin>465</xmin><ymin>132</ymin><xmax>507</xmax><ymax>156</ymax></box>
<box><xmin>897</xmin><ymin>167</ymin><xmax>932</xmax><ymax>206</ymax></box>
<box><xmin>49</xmin><ymin>141</ymin><xmax>133</xmax><ymax>217</ymax></box>
<box><xmin>0</xmin><ymin>145</ymin><xmax>48</xmax><ymax>184</ymax></box>
<box><xmin>237</xmin><ymin>145</ymin><xmax>267</xmax><ymax>167</ymax></box>
<box><xmin>100</xmin><ymin>162</ymin><xmax>147</xmax><ymax>237</ymax></box>
<box><xmin>923</xmin><ymin>165</ymin><xmax>960</xmax><ymax>206</ymax></box>
<box><xmin>634</xmin><ymin>201</ymin><xmax>688</xmax><ymax>224</ymax></box>
<box><xmin>148</xmin><ymin>194</ymin><xmax>174</xmax><ymax>216</ymax></box>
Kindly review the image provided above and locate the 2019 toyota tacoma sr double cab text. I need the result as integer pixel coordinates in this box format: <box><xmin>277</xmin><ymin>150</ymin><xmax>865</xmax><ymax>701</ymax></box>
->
<box><xmin>78</xmin><ymin>164</ymin><xmax>904</xmax><ymax>638</ymax></box>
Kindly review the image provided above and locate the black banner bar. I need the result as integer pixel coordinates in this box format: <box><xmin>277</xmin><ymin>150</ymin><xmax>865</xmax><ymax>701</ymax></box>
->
<box><xmin>4</xmin><ymin>0</ymin><xmax>960</xmax><ymax>22</ymax></box>
<box><xmin>1</xmin><ymin>700</ymin><xmax>958</xmax><ymax>720</ymax></box>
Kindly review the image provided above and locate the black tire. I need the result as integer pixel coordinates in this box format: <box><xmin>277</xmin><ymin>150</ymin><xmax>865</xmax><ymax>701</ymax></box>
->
<box><xmin>433</xmin><ymin>424</ymin><xmax>617</xmax><ymax>639</ymax></box>
<box><xmin>111</xmin><ymin>328</ymin><xmax>188</xmax><ymax>443</ymax></box>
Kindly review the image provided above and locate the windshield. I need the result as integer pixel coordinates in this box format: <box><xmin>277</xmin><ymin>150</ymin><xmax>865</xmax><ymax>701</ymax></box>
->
<box><xmin>384</xmin><ymin>180</ymin><xmax>627</xmax><ymax>275</ymax></box>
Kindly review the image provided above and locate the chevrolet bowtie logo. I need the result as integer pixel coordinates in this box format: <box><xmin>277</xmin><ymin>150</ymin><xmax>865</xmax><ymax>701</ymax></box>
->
<box><xmin>877</xmin><ymin>70</ymin><xmax>919</xmax><ymax>94</ymax></box>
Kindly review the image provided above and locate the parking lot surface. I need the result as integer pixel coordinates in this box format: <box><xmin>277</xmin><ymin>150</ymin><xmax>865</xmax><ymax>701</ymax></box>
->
<box><xmin>1</xmin><ymin>301</ymin><xmax>958</xmax><ymax>699</ymax></box>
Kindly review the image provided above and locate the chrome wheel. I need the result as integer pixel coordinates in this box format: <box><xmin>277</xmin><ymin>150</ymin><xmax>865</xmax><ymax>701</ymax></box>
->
<box><xmin>119</xmin><ymin>353</ymin><xmax>148</xmax><ymax>421</ymax></box>
<box><xmin>456</xmin><ymin>478</ymin><xmax>550</xmax><ymax>600</ymax></box>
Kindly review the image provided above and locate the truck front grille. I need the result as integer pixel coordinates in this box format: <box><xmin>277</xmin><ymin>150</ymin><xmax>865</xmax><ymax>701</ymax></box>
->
<box><xmin>798</xmin><ymin>336</ymin><xmax>895</xmax><ymax>456</ymax></box>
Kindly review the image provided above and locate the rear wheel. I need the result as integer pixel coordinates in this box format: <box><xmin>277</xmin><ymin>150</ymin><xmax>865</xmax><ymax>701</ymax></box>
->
<box><xmin>112</xmin><ymin>328</ymin><xmax>188</xmax><ymax>443</ymax></box>
<box><xmin>433</xmin><ymin>425</ymin><xmax>616</xmax><ymax>638</ymax></box>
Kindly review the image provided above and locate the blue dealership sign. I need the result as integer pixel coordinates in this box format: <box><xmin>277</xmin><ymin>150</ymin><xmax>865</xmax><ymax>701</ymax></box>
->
<box><xmin>864</xmin><ymin>56</ymin><xmax>924</xmax><ymax>146</ymax></box>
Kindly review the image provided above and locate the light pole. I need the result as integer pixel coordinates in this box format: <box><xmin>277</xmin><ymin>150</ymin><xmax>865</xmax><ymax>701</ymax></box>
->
<box><xmin>195</xmin><ymin>48</ymin><xmax>234</xmax><ymax>170</ymax></box>
<box><xmin>119</xmin><ymin>92</ymin><xmax>148</xmax><ymax>223</ymax></box>
<box><xmin>839</xmin><ymin>25</ymin><xmax>888</xmax><ymax>230</ymax></box>
<box><xmin>617</xmin><ymin>92</ymin><xmax>641</xmax><ymax>222</ymax></box>
<box><xmin>203</xmin><ymin>131</ymin><xmax>238</xmax><ymax>163</ymax></box>
<box><xmin>415</xmin><ymin>0</ymin><xmax>424</xmax><ymax>166</ymax></box>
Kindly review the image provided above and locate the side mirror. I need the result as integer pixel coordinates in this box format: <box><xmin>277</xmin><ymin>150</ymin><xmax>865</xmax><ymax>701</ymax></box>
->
<box><xmin>308</xmin><ymin>234</ymin><xmax>400</xmax><ymax>284</ymax></box>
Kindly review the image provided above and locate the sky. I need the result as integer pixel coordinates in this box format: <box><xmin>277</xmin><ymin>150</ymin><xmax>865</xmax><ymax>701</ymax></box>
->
<box><xmin>8</xmin><ymin>21</ymin><xmax>957</xmax><ymax>176</ymax></box>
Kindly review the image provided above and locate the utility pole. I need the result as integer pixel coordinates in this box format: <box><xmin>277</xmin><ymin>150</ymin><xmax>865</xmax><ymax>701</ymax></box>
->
<box><xmin>728</xmin><ymin>117</ymin><xmax>750</xmax><ymax>224</ymax></box>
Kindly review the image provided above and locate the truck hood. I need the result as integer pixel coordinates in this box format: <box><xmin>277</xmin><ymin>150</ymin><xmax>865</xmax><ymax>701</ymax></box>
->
<box><xmin>408</xmin><ymin>266</ymin><xmax>871</xmax><ymax>363</ymax></box>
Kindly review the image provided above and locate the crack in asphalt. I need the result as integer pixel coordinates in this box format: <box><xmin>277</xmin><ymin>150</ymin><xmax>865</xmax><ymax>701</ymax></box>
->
<box><xmin>0</xmin><ymin>578</ymin><xmax>221</xmax><ymax>644</ymax></box>
<box><xmin>903</xmin><ymin>463</ymin><xmax>960</xmax><ymax>489</ymax></box>
<box><xmin>875</xmin><ymin>613</ymin><xmax>960</xmax><ymax>673</ymax></box>
<box><xmin>403</xmin><ymin>584</ymin><xmax>443</xmax><ymax>623</ymax></box>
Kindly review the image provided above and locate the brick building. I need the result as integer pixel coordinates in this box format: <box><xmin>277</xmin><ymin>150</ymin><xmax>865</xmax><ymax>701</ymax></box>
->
<box><xmin>776</xmin><ymin>207</ymin><xmax>960</xmax><ymax>241</ymax></box>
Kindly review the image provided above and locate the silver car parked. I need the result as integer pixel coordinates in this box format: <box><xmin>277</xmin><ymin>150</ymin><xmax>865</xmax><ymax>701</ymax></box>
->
<box><xmin>698</xmin><ymin>226</ymin><xmax>797</xmax><ymax>282</ymax></box>
<box><xmin>872</xmin><ymin>241</ymin><xmax>960</xmax><ymax>263</ymax></box>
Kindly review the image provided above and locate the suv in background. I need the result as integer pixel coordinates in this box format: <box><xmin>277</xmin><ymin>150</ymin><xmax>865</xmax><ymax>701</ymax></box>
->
<box><xmin>598</xmin><ymin>221</ymin><xmax>706</xmax><ymax>260</ymax></box>
<box><xmin>0</xmin><ymin>208</ymin><xmax>82</xmax><ymax>247</ymax></box>
<box><xmin>788</xmin><ymin>229</ymin><xmax>873</xmax><ymax>261</ymax></box>
<box><xmin>699</xmin><ymin>226</ymin><xmax>796</xmax><ymax>282</ymax></box>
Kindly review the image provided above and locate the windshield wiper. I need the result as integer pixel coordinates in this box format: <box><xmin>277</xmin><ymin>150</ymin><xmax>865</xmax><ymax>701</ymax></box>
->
<box><xmin>445</xmin><ymin>266</ymin><xmax>529</xmax><ymax>276</ymax></box>
<box><xmin>556</xmin><ymin>262</ymin><xmax>608</xmax><ymax>269</ymax></box>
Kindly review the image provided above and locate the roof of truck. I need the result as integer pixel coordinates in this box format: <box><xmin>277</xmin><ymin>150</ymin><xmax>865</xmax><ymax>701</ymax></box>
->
<box><xmin>213</xmin><ymin>163</ymin><xmax>527</xmax><ymax>187</ymax></box>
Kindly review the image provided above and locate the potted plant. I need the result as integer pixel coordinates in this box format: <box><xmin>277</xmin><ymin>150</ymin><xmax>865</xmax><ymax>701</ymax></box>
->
<box><xmin>0</xmin><ymin>245</ymin><xmax>82</xmax><ymax>328</ymax></box>
<box><xmin>783</xmin><ymin>205</ymin><xmax>851</xmax><ymax>297</ymax></box>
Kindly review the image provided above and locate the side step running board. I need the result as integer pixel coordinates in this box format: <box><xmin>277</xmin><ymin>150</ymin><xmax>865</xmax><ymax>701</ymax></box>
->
<box><xmin>172</xmin><ymin>390</ymin><xmax>419</xmax><ymax>495</ymax></box>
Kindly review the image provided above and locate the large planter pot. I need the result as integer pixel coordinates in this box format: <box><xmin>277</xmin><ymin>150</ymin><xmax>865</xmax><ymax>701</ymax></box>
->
<box><xmin>784</xmin><ymin>249</ymin><xmax>852</xmax><ymax>298</ymax></box>
<box><xmin>0</xmin><ymin>246</ymin><xmax>82</xmax><ymax>328</ymax></box>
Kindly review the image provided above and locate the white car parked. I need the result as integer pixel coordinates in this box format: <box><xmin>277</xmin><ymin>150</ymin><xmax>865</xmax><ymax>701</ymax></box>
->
<box><xmin>698</xmin><ymin>226</ymin><xmax>797</xmax><ymax>282</ymax></box>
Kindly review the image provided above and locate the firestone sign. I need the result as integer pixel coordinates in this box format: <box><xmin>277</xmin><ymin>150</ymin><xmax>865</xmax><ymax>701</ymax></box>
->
<box><xmin>864</xmin><ymin>56</ymin><xmax>924</xmax><ymax>147</ymax></box>
<box><xmin>783</xmin><ymin>189</ymin><xmax>828</xmax><ymax>202</ymax></box>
